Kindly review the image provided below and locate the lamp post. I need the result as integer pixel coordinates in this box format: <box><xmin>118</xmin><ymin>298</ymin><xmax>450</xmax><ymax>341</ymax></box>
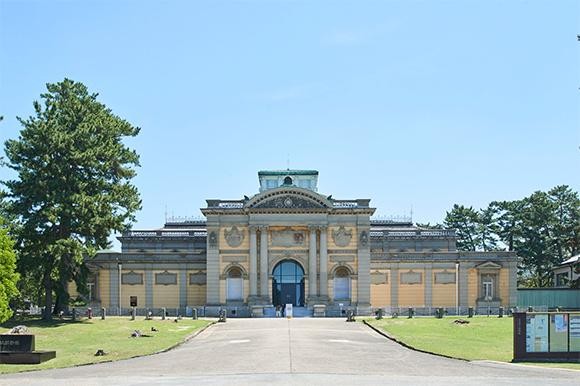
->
<box><xmin>118</xmin><ymin>261</ymin><xmax>122</xmax><ymax>316</ymax></box>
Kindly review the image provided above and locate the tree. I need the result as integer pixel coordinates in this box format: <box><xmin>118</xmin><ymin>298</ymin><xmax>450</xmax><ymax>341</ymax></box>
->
<box><xmin>443</xmin><ymin>205</ymin><xmax>479</xmax><ymax>251</ymax></box>
<box><xmin>3</xmin><ymin>79</ymin><xmax>141</xmax><ymax>320</ymax></box>
<box><xmin>0</xmin><ymin>221</ymin><xmax>19</xmax><ymax>323</ymax></box>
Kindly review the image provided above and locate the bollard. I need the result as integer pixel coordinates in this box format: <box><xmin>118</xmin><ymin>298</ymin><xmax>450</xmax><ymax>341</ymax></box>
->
<box><xmin>346</xmin><ymin>310</ymin><xmax>356</xmax><ymax>322</ymax></box>
<box><xmin>468</xmin><ymin>307</ymin><xmax>474</xmax><ymax>318</ymax></box>
<box><xmin>87</xmin><ymin>307</ymin><xmax>93</xmax><ymax>319</ymax></box>
<box><xmin>192</xmin><ymin>308</ymin><xmax>198</xmax><ymax>320</ymax></box>
<box><xmin>72</xmin><ymin>307</ymin><xmax>77</xmax><ymax>321</ymax></box>
<box><xmin>131</xmin><ymin>307</ymin><xmax>136</xmax><ymax>320</ymax></box>
<box><xmin>408</xmin><ymin>307</ymin><xmax>414</xmax><ymax>319</ymax></box>
<box><xmin>498</xmin><ymin>307</ymin><xmax>504</xmax><ymax>318</ymax></box>
<box><xmin>218</xmin><ymin>309</ymin><xmax>227</xmax><ymax>322</ymax></box>
<box><xmin>101</xmin><ymin>307</ymin><xmax>106</xmax><ymax>320</ymax></box>
<box><xmin>162</xmin><ymin>307</ymin><xmax>166</xmax><ymax>320</ymax></box>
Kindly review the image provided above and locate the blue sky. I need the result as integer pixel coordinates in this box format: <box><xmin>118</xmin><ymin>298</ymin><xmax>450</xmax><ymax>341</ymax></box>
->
<box><xmin>1</xmin><ymin>1</ymin><xmax>579</xmax><ymax>242</ymax></box>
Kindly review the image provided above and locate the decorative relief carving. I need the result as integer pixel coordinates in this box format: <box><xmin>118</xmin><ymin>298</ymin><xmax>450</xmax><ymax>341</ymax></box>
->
<box><xmin>254</xmin><ymin>195</ymin><xmax>324</xmax><ymax>209</ymax></box>
<box><xmin>155</xmin><ymin>271</ymin><xmax>177</xmax><ymax>285</ymax></box>
<box><xmin>271</xmin><ymin>227</ymin><xmax>305</xmax><ymax>247</ymax></box>
<box><xmin>371</xmin><ymin>272</ymin><xmax>388</xmax><ymax>285</ymax></box>
<box><xmin>400</xmin><ymin>271</ymin><xmax>422</xmax><ymax>285</ymax></box>
<box><xmin>224</xmin><ymin>226</ymin><xmax>245</xmax><ymax>247</ymax></box>
<box><xmin>189</xmin><ymin>272</ymin><xmax>206</xmax><ymax>285</ymax></box>
<box><xmin>208</xmin><ymin>231</ymin><xmax>217</xmax><ymax>247</ymax></box>
<box><xmin>360</xmin><ymin>231</ymin><xmax>369</xmax><ymax>247</ymax></box>
<box><xmin>332</xmin><ymin>226</ymin><xmax>353</xmax><ymax>247</ymax></box>
<box><xmin>121</xmin><ymin>271</ymin><xmax>143</xmax><ymax>285</ymax></box>
<box><xmin>434</xmin><ymin>271</ymin><xmax>456</xmax><ymax>284</ymax></box>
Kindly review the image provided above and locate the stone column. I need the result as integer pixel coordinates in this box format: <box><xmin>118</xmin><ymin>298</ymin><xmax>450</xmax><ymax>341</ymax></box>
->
<box><xmin>356</xmin><ymin>228</ymin><xmax>371</xmax><ymax>309</ymax></box>
<box><xmin>424</xmin><ymin>264</ymin><xmax>433</xmax><ymax>309</ymax></box>
<box><xmin>205</xmin><ymin>224</ymin><xmax>220</xmax><ymax>305</ymax></box>
<box><xmin>259</xmin><ymin>226</ymin><xmax>269</xmax><ymax>299</ymax></box>
<box><xmin>308</xmin><ymin>226</ymin><xmax>318</xmax><ymax>300</ymax></box>
<box><xmin>319</xmin><ymin>226</ymin><xmax>328</xmax><ymax>298</ymax></box>
<box><xmin>249</xmin><ymin>226</ymin><xmax>258</xmax><ymax>297</ymax></box>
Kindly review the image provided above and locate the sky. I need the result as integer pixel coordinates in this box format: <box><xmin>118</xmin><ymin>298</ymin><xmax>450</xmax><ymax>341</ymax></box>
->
<box><xmin>0</xmin><ymin>0</ymin><xmax>579</xmax><ymax>249</ymax></box>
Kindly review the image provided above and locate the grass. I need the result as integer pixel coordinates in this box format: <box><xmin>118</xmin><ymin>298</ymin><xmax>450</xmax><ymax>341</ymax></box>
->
<box><xmin>0</xmin><ymin>316</ymin><xmax>212</xmax><ymax>374</ymax></box>
<box><xmin>367</xmin><ymin>316</ymin><xmax>580</xmax><ymax>371</ymax></box>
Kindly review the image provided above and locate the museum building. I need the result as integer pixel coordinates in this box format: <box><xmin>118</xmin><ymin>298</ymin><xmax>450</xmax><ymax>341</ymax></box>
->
<box><xmin>87</xmin><ymin>170</ymin><xmax>518</xmax><ymax>317</ymax></box>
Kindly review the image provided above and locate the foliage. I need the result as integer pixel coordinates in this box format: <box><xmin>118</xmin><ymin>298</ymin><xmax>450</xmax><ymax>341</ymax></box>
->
<box><xmin>442</xmin><ymin>186</ymin><xmax>579</xmax><ymax>287</ymax></box>
<box><xmin>0</xmin><ymin>224</ymin><xmax>19</xmax><ymax>323</ymax></box>
<box><xmin>3</xmin><ymin>79</ymin><xmax>141</xmax><ymax>319</ymax></box>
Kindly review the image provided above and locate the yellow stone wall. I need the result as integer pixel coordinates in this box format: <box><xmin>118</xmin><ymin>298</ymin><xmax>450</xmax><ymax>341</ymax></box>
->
<box><xmin>431</xmin><ymin>270</ymin><xmax>456</xmax><ymax>307</ymax></box>
<box><xmin>370</xmin><ymin>270</ymin><xmax>390</xmax><ymax>307</ymax></box>
<box><xmin>499</xmin><ymin>268</ymin><xmax>509</xmax><ymax>306</ymax></box>
<box><xmin>398</xmin><ymin>270</ymin><xmax>425</xmax><ymax>306</ymax></box>
<box><xmin>68</xmin><ymin>281</ymin><xmax>80</xmax><ymax>298</ymax></box>
<box><xmin>120</xmin><ymin>270</ymin><xmax>146</xmax><ymax>308</ymax></box>
<box><xmin>152</xmin><ymin>270</ymin><xmax>179</xmax><ymax>308</ymax></box>
<box><xmin>187</xmin><ymin>270</ymin><xmax>206</xmax><ymax>305</ymax></box>
<box><xmin>99</xmin><ymin>270</ymin><xmax>110</xmax><ymax>307</ymax></box>
<box><xmin>467</xmin><ymin>268</ymin><xmax>478</xmax><ymax>306</ymax></box>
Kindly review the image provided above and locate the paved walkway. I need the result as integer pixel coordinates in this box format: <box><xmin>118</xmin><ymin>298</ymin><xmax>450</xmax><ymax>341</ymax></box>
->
<box><xmin>1</xmin><ymin>318</ymin><xmax>578</xmax><ymax>385</ymax></box>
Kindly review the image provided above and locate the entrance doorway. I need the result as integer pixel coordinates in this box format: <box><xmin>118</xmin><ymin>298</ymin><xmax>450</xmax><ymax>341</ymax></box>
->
<box><xmin>272</xmin><ymin>260</ymin><xmax>305</xmax><ymax>307</ymax></box>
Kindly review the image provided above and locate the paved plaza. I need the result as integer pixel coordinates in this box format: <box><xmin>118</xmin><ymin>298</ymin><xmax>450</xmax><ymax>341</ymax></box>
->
<box><xmin>1</xmin><ymin>318</ymin><xmax>578</xmax><ymax>385</ymax></box>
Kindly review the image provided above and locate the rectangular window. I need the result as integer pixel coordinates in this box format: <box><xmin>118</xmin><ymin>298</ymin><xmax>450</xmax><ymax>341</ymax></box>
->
<box><xmin>483</xmin><ymin>279</ymin><xmax>493</xmax><ymax>300</ymax></box>
<box><xmin>555</xmin><ymin>273</ymin><xmax>569</xmax><ymax>287</ymax></box>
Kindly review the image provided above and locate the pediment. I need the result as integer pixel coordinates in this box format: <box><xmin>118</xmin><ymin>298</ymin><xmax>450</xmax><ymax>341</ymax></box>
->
<box><xmin>246</xmin><ymin>187</ymin><xmax>332</xmax><ymax>209</ymax></box>
<box><xmin>475</xmin><ymin>261</ymin><xmax>502</xmax><ymax>270</ymax></box>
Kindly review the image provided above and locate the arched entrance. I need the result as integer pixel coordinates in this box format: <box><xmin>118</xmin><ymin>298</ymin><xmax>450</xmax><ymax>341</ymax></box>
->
<box><xmin>272</xmin><ymin>259</ymin><xmax>305</xmax><ymax>307</ymax></box>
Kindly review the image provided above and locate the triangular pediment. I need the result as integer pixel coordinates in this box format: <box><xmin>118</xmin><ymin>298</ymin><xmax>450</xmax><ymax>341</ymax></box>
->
<box><xmin>245</xmin><ymin>187</ymin><xmax>332</xmax><ymax>209</ymax></box>
<box><xmin>475</xmin><ymin>261</ymin><xmax>502</xmax><ymax>270</ymax></box>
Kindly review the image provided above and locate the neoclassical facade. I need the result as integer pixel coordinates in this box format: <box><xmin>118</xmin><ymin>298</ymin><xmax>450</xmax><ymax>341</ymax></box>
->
<box><xmin>87</xmin><ymin>170</ymin><xmax>518</xmax><ymax>316</ymax></box>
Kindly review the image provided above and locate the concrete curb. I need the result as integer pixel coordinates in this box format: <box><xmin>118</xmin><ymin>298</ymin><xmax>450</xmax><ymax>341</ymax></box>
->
<box><xmin>362</xmin><ymin>319</ymin><xmax>467</xmax><ymax>361</ymax></box>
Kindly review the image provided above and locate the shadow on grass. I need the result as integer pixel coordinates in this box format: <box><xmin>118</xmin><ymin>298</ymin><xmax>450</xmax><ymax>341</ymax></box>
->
<box><xmin>1</xmin><ymin>316</ymin><xmax>93</xmax><ymax>329</ymax></box>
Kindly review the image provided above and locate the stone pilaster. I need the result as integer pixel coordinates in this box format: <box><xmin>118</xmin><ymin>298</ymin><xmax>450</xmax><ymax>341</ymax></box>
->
<box><xmin>356</xmin><ymin>228</ymin><xmax>371</xmax><ymax>308</ymax></box>
<box><xmin>391</xmin><ymin>264</ymin><xmax>399</xmax><ymax>309</ymax></box>
<box><xmin>424</xmin><ymin>264</ymin><xmax>432</xmax><ymax>308</ymax></box>
<box><xmin>259</xmin><ymin>226</ymin><xmax>269</xmax><ymax>299</ymax></box>
<box><xmin>109</xmin><ymin>267</ymin><xmax>119</xmax><ymax>311</ymax></box>
<box><xmin>205</xmin><ymin>226</ymin><xmax>220</xmax><ymax>305</ymax></box>
<box><xmin>179</xmin><ymin>265</ymin><xmax>187</xmax><ymax>309</ymax></box>
<box><xmin>319</xmin><ymin>226</ymin><xmax>328</xmax><ymax>298</ymax></box>
<box><xmin>249</xmin><ymin>226</ymin><xmax>258</xmax><ymax>297</ymax></box>
<box><xmin>145</xmin><ymin>268</ymin><xmax>153</xmax><ymax>309</ymax></box>
<box><xmin>308</xmin><ymin>226</ymin><xmax>318</xmax><ymax>301</ymax></box>
<box><xmin>459</xmin><ymin>262</ymin><xmax>469</xmax><ymax>308</ymax></box>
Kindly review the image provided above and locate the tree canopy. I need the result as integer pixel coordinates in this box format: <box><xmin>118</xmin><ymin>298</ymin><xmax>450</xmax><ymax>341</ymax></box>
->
<box><xmin>3</xmin><ymin>79</ymin><xmax>141</xmax><ymax>319</ymax></box>
<box><xmin>441</xmin><ymin>185</ymin><xmax>579</xmax><ymax>287</ymax></box>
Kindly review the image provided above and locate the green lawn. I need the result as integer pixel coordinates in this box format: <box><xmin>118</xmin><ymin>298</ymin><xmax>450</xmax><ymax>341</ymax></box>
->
<box><xmin>0</xmin><ymin>316</ymin><xmax>212</xmax><ymax>374</ymax></box>
<box><xmin>366</xmin><ymin>316</ymin><xmax>580</xmax><ymax>370</ymax></box>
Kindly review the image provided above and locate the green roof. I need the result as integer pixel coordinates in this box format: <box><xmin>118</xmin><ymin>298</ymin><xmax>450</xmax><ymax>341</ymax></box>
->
<box><xmin>258</xmin><ymin>169</ymin><xmax>318</xmax><ymax>176</ymax></box>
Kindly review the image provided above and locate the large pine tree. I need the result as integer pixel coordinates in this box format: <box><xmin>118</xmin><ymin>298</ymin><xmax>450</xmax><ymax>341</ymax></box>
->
<box><xmin>3</xmin><ymin>79</ymin><xmax>141</xmax><ymax>319</ymax></box>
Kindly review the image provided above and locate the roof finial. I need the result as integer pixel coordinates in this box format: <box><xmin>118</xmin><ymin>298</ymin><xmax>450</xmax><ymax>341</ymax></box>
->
<box><xmin>286</xmin><ymin>153</ymin><xmax>290</xmax><ymax>170</ymax></box>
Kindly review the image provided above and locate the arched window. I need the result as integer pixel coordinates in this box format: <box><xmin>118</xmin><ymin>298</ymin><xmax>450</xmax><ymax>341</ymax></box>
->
<box><xmin>283</xmin><ymin>176</ymin><xmax>293</xmax><ymax>185</ymax></box>
<box><xmin>226</xmin><ymin>267</ymin><xmax>243</xmax><ymax>301</ymax></box>
<box><xmin>334</xmin><ymin>267</ymin><xmax>351</xmax><ymax>300</ymax></box>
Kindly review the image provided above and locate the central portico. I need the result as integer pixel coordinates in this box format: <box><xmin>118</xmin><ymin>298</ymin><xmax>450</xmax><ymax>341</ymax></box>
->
<box><xmin>201</xmin><ymin>169</ymin><xmax>376</xmax><ymax>315</ymax></box>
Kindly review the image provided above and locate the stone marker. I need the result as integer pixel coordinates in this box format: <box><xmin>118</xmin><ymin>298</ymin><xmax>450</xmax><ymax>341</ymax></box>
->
<box><xmin>101</xmin><ymin>307</ymin><xmax>106</xmax><ymax>320</ymax></box>
<box><xmin>162</xmin><ymin>308</ymin><xmax>166</xmax><ymax>320</ymax></box>
<box><xmin>0</xmin><ymin>325</ymin><xmax>56</xmax><ymax>364</ymax></box>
